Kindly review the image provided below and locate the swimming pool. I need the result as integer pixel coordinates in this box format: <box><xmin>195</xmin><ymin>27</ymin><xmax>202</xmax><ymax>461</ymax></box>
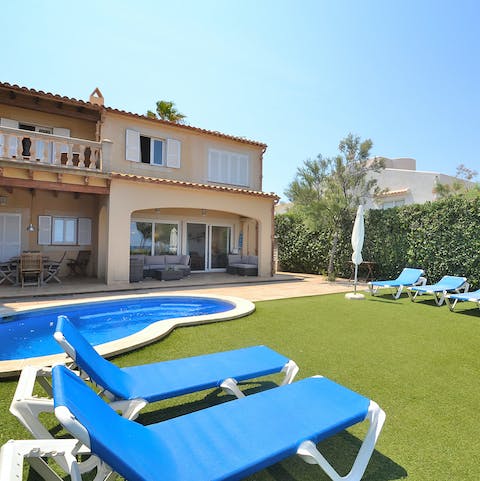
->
<box><xmin>0</xmin><ymin>295</ymin><xmax>247</xmax><ymax>362</ymax></box>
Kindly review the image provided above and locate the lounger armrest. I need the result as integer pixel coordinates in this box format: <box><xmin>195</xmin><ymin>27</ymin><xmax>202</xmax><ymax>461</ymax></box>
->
<box><xmin>415</xmin><ymin>277</ymin><xmax>427</xmax><ymax>287</ymax></box>
<box><xmin>297</xmin><ymin>400</ymin><xmax>386</xmax><ymax>481</ymax></box>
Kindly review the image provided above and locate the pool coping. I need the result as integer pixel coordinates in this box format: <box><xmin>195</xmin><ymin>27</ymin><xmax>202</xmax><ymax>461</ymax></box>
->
<box><xmin>0</xmin><ymin>293</ymin><xmax>255</xmax><ymax>378</ymax></box>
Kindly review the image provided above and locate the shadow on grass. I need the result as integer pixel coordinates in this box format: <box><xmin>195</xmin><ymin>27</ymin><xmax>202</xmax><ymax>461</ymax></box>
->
<box><xmin>448</xmin><ymin>306</ymin><xmax>480</xmax><ymax>317</ymax></box>
<box><xmin>367</xmin><ymin>295</ymin><xmax>405</xmax><ymax>305</ymax></box>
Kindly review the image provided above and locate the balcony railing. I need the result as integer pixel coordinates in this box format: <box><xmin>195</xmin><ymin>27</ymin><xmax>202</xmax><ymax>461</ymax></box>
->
<box><xmin>0</xmin><ymin>126</ymin><xmax>104</xmax><ymax>171</ymax></box>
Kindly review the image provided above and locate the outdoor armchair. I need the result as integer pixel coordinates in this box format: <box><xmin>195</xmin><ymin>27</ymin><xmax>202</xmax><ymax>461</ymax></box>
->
<box><xmin>368</xmin><ymin>267</ymin><xmax>426</xmax><ymax>299</ymax></box>
<box><xmin>8</xmin><ymin>364</ymin><xmax>384</xmax><ymax>481</ymax></box>
<box><xmin>407</xmin><ymin>275</ymin><xmax>468</xmax><ymax>306</ymax></box>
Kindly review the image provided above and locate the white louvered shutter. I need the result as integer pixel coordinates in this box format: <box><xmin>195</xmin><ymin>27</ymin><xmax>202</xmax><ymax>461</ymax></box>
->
<box><xmin>166</xmin><ymin>139</ymin><xmax>181</xmax><ymax>168</ymax></box>
<box><xmin>126</xmin><ymin>129</ymin><xmax>140</xmax><ymax>162</ymax></box>
<box><xmin>38</xmin><ymin>216</ymin><xmax>52</xmax><ymax>245</ymax></box>
<box><xmin>78</xmin><ymin>218</ymin><xmax>92</xmax><ymax>245</ymax></box>
<box><xmin>53</xmin><ymin>128</ymin><xmax>70</xmax><ymax>154</ymax></box>
<box><xmin>208</xmin><ymin>149</ymin><xmax>220</xmax><ymax>182</ymax></box>
<box><xmin>1</xmin><ymin>118</ymin><xmax>19</xmax><ymax>157</ymax></box>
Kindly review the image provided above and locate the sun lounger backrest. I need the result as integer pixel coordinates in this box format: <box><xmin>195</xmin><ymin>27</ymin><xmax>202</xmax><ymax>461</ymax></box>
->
<box><xmin>437</xmin><ymin>275</ymin><xmax>467</xmax><ymax>289</ymax></box>
<box><xmin>52</xmin><ymin>365</ymin><xmax>160</xmax><ymax>481</ymax></box>
<box><xmin>397</xmin><ymin>268</ymin><xmax>424</xmax><ymax>284</ymax></box>
<box><xmin>55</xmin><ymin>316</ymin><xmax>130</xmax><ymax>398</ymax></box>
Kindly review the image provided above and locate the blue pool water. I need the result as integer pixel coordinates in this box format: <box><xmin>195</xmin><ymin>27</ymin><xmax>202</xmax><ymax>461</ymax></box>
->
<box><xmin>0</xmin><ymin>296</ymin><xmax>234</xmax><ymax>361</ymax></box>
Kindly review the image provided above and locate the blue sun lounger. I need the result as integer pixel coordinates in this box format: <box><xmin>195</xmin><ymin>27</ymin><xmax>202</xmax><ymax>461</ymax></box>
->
<box><xmin>47</xmin><ymin>365</ymin><xmax>385</xmax><ymax>481</ymax></box>
<box><xmin>445</xmin><ymin>289</ymin><xmax>480</xmax><ymax>312</ymax></box>
<box><xmin>9</xmin><ymin>315</ymin><xmax>298</xmax><ymax>447</ymax></box>
<box><xmin>407</xmin><ymin>275</ymin><xmax>468</xmax><ymax>306</ymax></box>
<box><xmin>53</xmin><ymin>316</ymin><xmax>298</xmax><ymax>412</ymax></box>
<box><xmin>368</xmin><ymin>267</ymin><xmax>426</xmax><ymax>299</ymax></box>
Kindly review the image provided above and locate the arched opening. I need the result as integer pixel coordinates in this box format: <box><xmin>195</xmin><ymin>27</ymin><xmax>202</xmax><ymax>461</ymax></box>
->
<box><xmin>130</xmin><ymin>207</ymin><xmax>258</xmax><ymax>273</ymax></box>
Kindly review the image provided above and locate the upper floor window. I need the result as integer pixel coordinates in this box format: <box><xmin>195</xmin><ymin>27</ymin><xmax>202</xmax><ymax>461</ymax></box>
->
<box><xmin>140</xmin><ymin>135</ymin><xmax>164</xmax><ymax>165</ymax></box>
<box><xmin>208</xmin><ymin>149</ymin><xmax>249</xmax><ymax>187</ymax></box>
<box><xmin>381</xmin><ymin>199</ymin><xmax>405</xmax><ymax>210</ymax></box>
<box><xmin>126</xmin><ymin>129</ymin><xmax>181</xmax><ymax>168</ymax></box>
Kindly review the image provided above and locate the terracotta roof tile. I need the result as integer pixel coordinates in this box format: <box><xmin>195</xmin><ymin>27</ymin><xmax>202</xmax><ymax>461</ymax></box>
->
<box><xmin>376</xmin><ymin>188</ymin><xmax>410</xmax><ymax>198</ymax></box>
<box><xmin>0</xmin><ymin>81</ymin><xmax>266</xmax><ymax>148</ymax></box>
<box><xmin>111</xmin><ymin>172</ymin><xmax>279</xmax><ymax>200</ymax></box>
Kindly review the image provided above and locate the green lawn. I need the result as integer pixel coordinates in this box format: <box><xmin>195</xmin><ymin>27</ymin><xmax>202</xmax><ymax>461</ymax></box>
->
<box><xmin>1</xmin><ymin>292</ymin><xmax>479</xmax><ymax>480</ymax></box>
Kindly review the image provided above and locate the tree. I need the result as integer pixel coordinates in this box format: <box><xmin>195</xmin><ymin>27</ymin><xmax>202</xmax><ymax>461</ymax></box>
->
<box><xmin>147</xmin><ymin>100</ymin><xmax>186</xmax><ymax>123</ymax></box>
<box><xmin>285</xmin><ymin>133</ymin><xmax>384</xmax><ymax>279</ymax></box>
<box><xmin>434</xmin><ymin>163</ymin><xmax>479</xmax><ymax>198</ymax></box>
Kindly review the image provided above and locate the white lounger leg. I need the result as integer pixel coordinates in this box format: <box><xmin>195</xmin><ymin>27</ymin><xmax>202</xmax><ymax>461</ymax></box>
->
<box><xmin>296</xmin><ymin>400</ymin><xmax>386</xmax><ymax>481</ymax></box>
<box><xmin>0</xmin><ymin>439</ymin><xmax>81</xmax><ymax>481</ymax></box>
<box><xmin>221</xmin><ymin>359</ymin><xmax>299</xmax><ymax>397</ymax></box>
<box><xmin>9</xmin><ymin>366</ymin><xmax>56</xmax><ymax>440</ymax></box>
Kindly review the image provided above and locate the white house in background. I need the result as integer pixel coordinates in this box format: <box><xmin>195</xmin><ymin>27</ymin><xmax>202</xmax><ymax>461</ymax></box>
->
<box><xmin>367</xmin><ymin>157</ymin><xmax>474</xmax><ymax>209</ymax></box>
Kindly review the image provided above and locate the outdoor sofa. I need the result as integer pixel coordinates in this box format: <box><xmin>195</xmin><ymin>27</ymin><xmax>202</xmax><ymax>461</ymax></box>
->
<box><xmin>226</xmin><ymin>254</ymin><xmax>258</xmax><ymax>276</ymax></box>
<box><xmin>130</xmin><ymin>254</ymin><xmax>191</xmax><ymax>278</ymax></box>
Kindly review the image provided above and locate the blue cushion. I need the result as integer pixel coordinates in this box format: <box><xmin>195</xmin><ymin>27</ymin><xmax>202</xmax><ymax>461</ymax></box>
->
<box><xmin>52</xmin><ymin>366</ymin><xmax>370</xmax><ymax>481</ymax></box>
<box><xmin>55</xmin><ymin>317</ymin><xmax>289</xmax><ymax>402</ymax></box>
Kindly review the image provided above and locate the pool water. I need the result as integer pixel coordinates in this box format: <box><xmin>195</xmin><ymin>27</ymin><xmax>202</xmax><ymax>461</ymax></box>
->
<box><xmin>0</xmin><ymin>296</ymin><xmax>234</xmax><ymax>361</ymax></box>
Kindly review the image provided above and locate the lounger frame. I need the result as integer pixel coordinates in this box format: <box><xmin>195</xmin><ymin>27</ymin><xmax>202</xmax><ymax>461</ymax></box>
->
<box><xmin>407</xmin><ymin>277</ymin><xmax>468</xmax><ymax>306</ymax></box>
<box><xmin>368</xmin><ymin>275</ymin><xmax>426</xmax><ymax>299</ymax></box>
<box><xmin>445</xmin><ymin>292</ymin><xmax>480</xmax><ymax>312</ymax></box>
<box><xmin>52</xmin><ymin>373</ymin><xmax>385</xmax><ymax>481</ymax></box>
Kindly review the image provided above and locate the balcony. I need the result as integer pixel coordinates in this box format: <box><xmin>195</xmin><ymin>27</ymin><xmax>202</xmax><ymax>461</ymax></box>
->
<box><xmin>0</xmin><ymin>126</ymin><xmax>106</xmax><ymax>172</ymax></box>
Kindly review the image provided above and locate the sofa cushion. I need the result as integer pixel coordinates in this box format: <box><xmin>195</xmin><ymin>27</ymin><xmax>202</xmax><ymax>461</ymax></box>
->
<box><xmin>180</xmin><ymin>255</ymin><xmax>190</xmax><ymax>266</ymax></box>
<box><xmin>243</xmin><ymin>255</ymin><xmax>258</xmax><ymax>266</ymax></box>
<box><xmin>145</xmin><ymin>255</ymin><xmax>166</xmax><ymax>266</ymax></box>
<box><xmin>166</xmin><ymin>255</ymin><xmax>182</xmax><ymax>265</ymax></box>
<box><xmin>228</xmin><ymin>254</ymin><xmax>242</xmax><ymax>265</ymax></box>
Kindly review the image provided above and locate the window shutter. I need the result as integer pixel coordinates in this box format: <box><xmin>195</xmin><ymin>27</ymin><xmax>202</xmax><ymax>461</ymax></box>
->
<box><xmin>38</xmin><ymin>216</ymin><xmax>52</xmax><ymax>245</ymax></box>
<box><xmin>238</xmin><ymin>154</ymin><xmax>249</xmax><ymax>186</ymax></box>
<box><xmin>78</xmin><ymin>218</ymin><xmax>92</xmax><ymax>245</ymax></box>
<box><xmin>0</xmin><ymin>118</ymin><xmax>19</xmax><ymax>128</ymax></box>
<box><xmin>1</xmin><ymin>118</ymin><xmax>19</xmax><ymax>157</ymax></box>
<box><xmin>208</xmin><ymin>149</ymin><xmax>220</xmax><ymax>181</ymax></box>
<box><xmin>53</xmin><ymin>128</ymin><xmax>71</xmax><ymax>154</ymax></box>
<box><xmin>166</xmin><ymin>139</ymin><xmax>181</xmax><ymax>168</ymax></box>
<box><xmin>126</xmin><ymin>129</ymin><xmax>140</xmax><ymax>162</ymax></box>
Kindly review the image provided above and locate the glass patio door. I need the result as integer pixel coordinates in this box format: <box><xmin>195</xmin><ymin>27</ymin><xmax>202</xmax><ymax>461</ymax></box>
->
<box><xmin>209</xmin><ymin>226</ymin><xmax>230</xmax><ymax>270</ymax></box>
<box><xmin>186</xmin><ymin>223</ymin><xmax>207</xmax><ymax>271</ymax></box>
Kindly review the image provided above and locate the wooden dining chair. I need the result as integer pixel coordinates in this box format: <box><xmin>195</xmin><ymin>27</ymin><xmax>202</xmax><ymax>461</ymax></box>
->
<box><xmin>43</xmin><ymin>252</ymin><xmax>66</xmax><ymax>284</ymax></box>
<box><xmin>20</xmin><ymin>253</ymin><xmax>43</xmax><ymax>287</ymax></box>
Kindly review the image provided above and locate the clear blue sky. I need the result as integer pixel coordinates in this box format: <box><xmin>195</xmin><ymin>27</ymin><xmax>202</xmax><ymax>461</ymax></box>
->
<box><xmin>2</xmin><ymin>0</ymin><xmax>479</xmax><ymax>200</ymax></box>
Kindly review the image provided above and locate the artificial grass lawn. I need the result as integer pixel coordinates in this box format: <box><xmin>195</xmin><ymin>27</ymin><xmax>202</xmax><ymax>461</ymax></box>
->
<box><xmin>1</xmin><ymin>292</ymin><xmax>479</xmax><ymax>480</ymax></box>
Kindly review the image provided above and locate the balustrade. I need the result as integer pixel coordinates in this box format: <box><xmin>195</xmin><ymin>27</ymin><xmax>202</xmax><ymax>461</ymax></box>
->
<box><xmin>0</xmin><ymin>126</ymin><xmax>103</xmax><ymax>171</ymax></box>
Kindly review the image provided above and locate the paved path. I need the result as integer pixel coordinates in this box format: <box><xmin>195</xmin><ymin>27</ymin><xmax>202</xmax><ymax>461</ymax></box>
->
<box><xmin>1</xmin><ymin>273</ymin><xmax>362</xmax><ymax>312</ymax></box>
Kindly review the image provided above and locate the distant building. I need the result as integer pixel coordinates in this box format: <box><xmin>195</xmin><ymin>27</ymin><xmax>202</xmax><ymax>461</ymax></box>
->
<box><xmin>367</xmin><ymin>157</ymin><xmax>474</xmax><ymax>209</ymax></box>
<box><xmin>275</xmin><ymin>201</ymin><xmax>293</xmax><ymax>215</ymax></box>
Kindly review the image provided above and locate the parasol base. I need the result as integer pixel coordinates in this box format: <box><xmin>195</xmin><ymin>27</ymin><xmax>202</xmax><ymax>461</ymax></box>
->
<box><xmin>345</xmin><ymin>292</ymin><xmax>366</xmax><ymax>300</ymax></box>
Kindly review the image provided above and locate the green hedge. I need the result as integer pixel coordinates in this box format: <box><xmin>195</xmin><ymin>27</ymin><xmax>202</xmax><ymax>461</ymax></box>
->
<box><xmin>276</xmin><ymin>196</ymin><xmax>480</xmax><ymax>288</ymax></box>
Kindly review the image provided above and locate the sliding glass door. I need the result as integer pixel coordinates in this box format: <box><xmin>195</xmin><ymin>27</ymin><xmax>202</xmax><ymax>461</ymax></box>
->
<box><xmin>210</xmin><ymin>226</ymin><xmax>230</xmax><ymax>270</ymax></box>
<box><xmin>186</xmin><ymin>223</ymin><xmax>206</xmax><ymax>271</ymax></box>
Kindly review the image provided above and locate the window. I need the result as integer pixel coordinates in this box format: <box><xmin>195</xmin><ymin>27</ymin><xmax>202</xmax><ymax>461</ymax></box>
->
<box><xmin>382</xmin><ymin>199</ymin><xmax>405</xmax><ymax>210</ymax></box>
<box><xmin>140</xmin><ymin>135</ymin><xmax>164</xmax><ymax>165</ymax></box>
<box><xmin>125</xmin><ymin>129</ymin><xmax>181</xmax><ymax>168</ymax></box>
<box><xmin>130</xmin><ymin>221</ymin><xmax>179</xmax><ymax>255</ymax></box>
<box><xmin>52</xmin><ymin>217</ymin><xmax>77</xmax><ymax>244</ymax></box>
<box><xmin>38</xmin><ymin>216</ymin><xmax>91</xmax><ymax>245</ymax></box>
<box><xmin>208</xmin><ymin>149</ymin><xmax>249</xmax><ymax>186</ymax></box>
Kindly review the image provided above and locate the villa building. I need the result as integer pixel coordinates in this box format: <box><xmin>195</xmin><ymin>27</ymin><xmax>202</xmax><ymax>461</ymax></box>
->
<box><xmin>0</xmin><ymin>82</ymin><xmax>278</xmax><ymax>284</ymax></box>
<box><xmin>368</xmin><ymin>157</ymin><xmax>473</xmax><ymax>209</ymax></box>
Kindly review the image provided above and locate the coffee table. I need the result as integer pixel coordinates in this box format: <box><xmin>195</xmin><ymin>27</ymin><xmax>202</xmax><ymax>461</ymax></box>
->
<box><xmin>152</xmin><ymin>269</ymin><xmax>184</xmax><ymax>281</ymax></box>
